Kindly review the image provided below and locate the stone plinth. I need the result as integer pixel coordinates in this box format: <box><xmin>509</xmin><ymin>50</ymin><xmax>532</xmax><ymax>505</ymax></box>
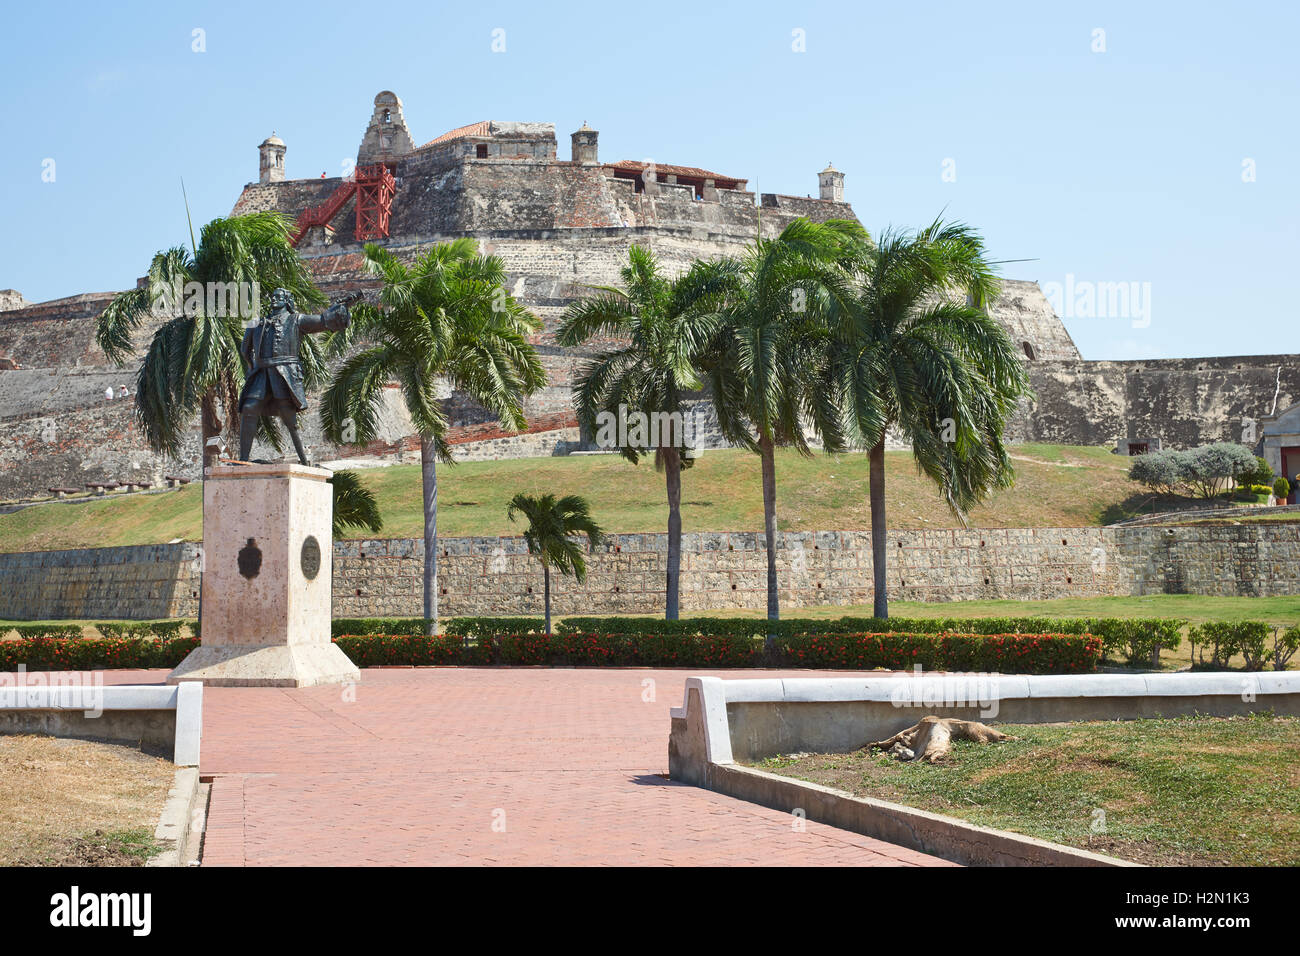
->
<box><xmin>168</xmin><ymin>463</ymin><xmax>359</xmax><ymax>688</ymax></box>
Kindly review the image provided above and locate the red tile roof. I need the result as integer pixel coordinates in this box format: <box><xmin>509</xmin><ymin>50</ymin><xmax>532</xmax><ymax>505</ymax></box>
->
<box><xmin>421</xmin><ymin>121</ymin><xmax>491</xmax><ymax>148</ymax></box>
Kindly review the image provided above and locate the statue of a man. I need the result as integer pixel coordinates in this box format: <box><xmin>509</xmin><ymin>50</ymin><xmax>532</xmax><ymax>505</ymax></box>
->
<box><xmin>237</xmin><ymin>287</ymin><xmax>358</xmax><ymax>465</ymax></box>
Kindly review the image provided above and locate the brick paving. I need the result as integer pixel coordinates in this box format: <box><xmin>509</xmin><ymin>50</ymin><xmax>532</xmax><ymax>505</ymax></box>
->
<box><xmin>109</xmin><ymin>667</ymin><xmax>953</xmax><ymax>867</ymax></box>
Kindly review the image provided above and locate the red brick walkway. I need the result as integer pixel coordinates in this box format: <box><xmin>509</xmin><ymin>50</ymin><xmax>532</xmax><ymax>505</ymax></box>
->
<box><xmin>114</xmin><ymin>668</ymin><xmax>952</xmax><ymax>866</ymax></box>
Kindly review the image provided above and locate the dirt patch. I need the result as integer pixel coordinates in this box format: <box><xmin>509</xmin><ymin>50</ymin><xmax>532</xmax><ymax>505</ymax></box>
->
<box><xmin>0</xmin><ymin>734</ymin><xmax>174</xmax><ymax>866</ymax></box>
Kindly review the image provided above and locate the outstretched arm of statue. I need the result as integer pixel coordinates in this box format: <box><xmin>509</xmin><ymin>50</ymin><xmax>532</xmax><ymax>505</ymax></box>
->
<box><xmin>300</xmin><ymin>295</ymin><xmax>356</xmax><ymax>335</ymax></box>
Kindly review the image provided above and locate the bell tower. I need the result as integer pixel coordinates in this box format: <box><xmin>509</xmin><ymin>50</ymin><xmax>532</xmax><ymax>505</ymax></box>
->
<box><xmin>357</xmin><ymin>91</ymin><xmax>415</xmax><ymax>165</ymax></box>
<box><xmin>818</xmin><ymin>162</ymin><xmax>844</xmax><ymax>202</ymax></box>
<box><xmin>259</xmin><ymin>132</ymin><xmax>286</xmax><ymax>184</ymax></box>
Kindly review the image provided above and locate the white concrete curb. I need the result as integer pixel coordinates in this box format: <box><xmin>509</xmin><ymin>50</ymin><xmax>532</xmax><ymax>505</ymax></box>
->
<box><xmin>0</xmin><ymin>682</ymin><xmax>202</xmax><ymax>766</ymax></box>
<box><xmin>147</xmin><ymin>767</ymin><xmax>200</xmax><ymax>867</ymax></box>
<box><xmin>668</xmin><ymin>670</ymin><xmax>1300</xmax><ymax>866</ymax></box>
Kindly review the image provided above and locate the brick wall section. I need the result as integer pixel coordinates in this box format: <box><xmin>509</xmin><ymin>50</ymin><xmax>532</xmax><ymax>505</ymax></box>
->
<box><xmin>4</xmin><ymin>524</ymin><xmax>1296</xmax><ymax>621</ymax></box>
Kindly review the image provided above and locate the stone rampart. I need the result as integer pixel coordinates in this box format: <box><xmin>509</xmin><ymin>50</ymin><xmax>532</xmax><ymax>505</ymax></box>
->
<box><xmin>3</xmin><ymin>523</ymin><xmax>1295</xmax><ymax>622</ymax></box>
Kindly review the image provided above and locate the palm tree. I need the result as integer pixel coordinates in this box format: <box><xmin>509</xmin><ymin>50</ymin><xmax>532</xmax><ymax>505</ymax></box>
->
<box><xmin>506</xmin><ymin>493</ymin><xmax>606</xmax><ymax>634</ymax></box>
<box><xmin>555</xmin><ymin>245</ymin><xmax>722</xmax><ymax>620</ymax></box>
<box><xmin>330</xmin><ymin>470</ymin><xmax>383</xmax><ymax>538</ymax></box>
<box><xmin>695</xmin><ymin>218</ymin><xmax>865</xmax><ymax>625</ymax></box>
<box><xmin>322</xmin><ymin>240</ymin><xmax>546</xmax><ymax>635</ymax></box>
<box><xmin>95</xmin><ymin>212</ymin><xmax>326</xmax><ymax>471</ymax></box>
<box><xmin>825</xmin><ymin>218</ymin><xmax>1031</xmax><ymax>618</ymax></box>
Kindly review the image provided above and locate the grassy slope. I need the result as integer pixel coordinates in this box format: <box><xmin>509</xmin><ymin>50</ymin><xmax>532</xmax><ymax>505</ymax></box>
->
<box><xmin>757</xmin><ymin>714</ymin><xmax>1300</xmax><ymax>866</ymax></box>
<box><xmin>0</xmin><ymin>444</ymin><xmax>1145</xmax><ymax>552</ymax></box>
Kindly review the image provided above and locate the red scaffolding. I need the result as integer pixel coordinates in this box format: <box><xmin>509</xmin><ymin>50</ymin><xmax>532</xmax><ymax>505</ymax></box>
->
<box><xmin>290</xmin><ymin>164</ymin><xmax>395</xmax><ymax>247</ymax></box>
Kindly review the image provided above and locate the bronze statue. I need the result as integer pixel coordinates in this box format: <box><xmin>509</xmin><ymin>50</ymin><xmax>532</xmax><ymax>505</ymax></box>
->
<box><xmin>237</xmin><ymin>287</ymin><xmax>358</xmax><ymax>465</ymax></box>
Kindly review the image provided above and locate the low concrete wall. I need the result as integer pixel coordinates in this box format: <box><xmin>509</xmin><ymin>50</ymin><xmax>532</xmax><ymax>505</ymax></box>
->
<box><xmin>0</xmin><ymin>681</ymin><xmax>202</xmax><ymax>765</ymax></box>
<box><xmin>668</xmin><ymin>673</ymin><xmax>1300</xmax><ymax>866</ymax></box>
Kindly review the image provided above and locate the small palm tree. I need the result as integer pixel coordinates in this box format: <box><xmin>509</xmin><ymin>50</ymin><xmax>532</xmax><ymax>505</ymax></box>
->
<box><xmin>96</xmin><ymin>212</ymin><xmax>326</xmax><ymax>470</ymax></box>
<box><xmin>506</xmin><ymin>493</ymin><xmax>606</xmax><ymax>635</ymax></box>
<box><xmin>826</xmin><ymin>217</ymin><xmax>1031</xmax><ymax>618</ymax></box>
<box><xmin>695</xmin><ymin>218</ymin><xmax>865</xmax><ymax>625</ymax></box>
<box><xmin>322</xmin><ymin>240</ymin><xmax>546</xmax><ymax>635</ymax></box>
<box><xmin>329</xmin><ymin>470</ymin><xmax>383</xmax><ymax>538</ymax></box>
<box><xmin>556</xmin><ymin>245</ymin><xmax>722</xmax><ymax>620</ymax></box>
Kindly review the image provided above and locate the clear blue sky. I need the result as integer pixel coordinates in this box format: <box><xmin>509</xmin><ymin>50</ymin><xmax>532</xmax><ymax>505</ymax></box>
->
<box><xmin>2</xmin><ymin>0</ymin><xmax>1295</xmax><ymax>360</ymax></box>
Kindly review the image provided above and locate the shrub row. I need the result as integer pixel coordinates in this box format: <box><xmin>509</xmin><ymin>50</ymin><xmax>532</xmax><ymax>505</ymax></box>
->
<box><xmin>331</xmin><ymin>617</ymin><xmax>549</xmax><ymax>639</ymax></box>
<box><xmin>2</xmin><ymin>619</ymin><xmax>1289</xmax><ymax>673</ymax></box>
<box><xmin>1189</xmin><ymin>621</ymin><xmax>1300</xmax><ymax>671</ymax></box>
<box><xmin>552</xmin><ymin>615</ymin><xmax>1097</xmax><ymax>637</ymax></box>
<box><xmin>0</xmin><ymin>636</ymin><xmax>199</xmax><ymax>671</ymax></box>
<box><xmin>1</xmin><ymin>621</ymin><xmax>195</xmax><ymax>641</ymax></box>
<box><xmin>334</xmin><ymin>630</ymin><xmax>1100</xmax><ymax>673</ymax></box>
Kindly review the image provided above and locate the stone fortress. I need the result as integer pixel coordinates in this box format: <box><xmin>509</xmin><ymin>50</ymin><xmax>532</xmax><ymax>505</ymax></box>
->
<box><xmin>1</xmin><ymin>90</ymin><xmax>1298</xmax><ymax>501</ymax></box>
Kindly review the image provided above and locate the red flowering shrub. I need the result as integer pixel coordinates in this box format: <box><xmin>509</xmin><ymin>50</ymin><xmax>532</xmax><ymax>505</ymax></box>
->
<box><xmin>0</xmin><ymin>629</ymin><xmax>1099</xmax><ymax>674</ymax></box>
<box><xmin>0</xmin><ymin>636</ymin><xmax>198</xmax><ymax>671</ymax></box>
<box><xmin>780</xmin><ymin>632</ymin><xmax>1101</xmax><ymax>674</ymax></box>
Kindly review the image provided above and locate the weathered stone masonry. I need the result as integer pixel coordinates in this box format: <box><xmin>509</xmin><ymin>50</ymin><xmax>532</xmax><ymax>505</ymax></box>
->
<box><xmin>2</xmin><ymin>525</ymin><xmax>1295</xmax><ymax>622</ymax></box>
<box><xmin>0</xmin><ymin>542</ymin><xmax>200</xmax><ymax>621</ymax></box>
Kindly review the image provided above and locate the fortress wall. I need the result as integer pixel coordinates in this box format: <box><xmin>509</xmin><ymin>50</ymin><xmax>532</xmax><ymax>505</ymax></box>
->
<box><xmin>0</xmin><ymin>542</ymin><xmax>200</xmax><ymax>621</ymax></box>
<box><xmin>1009</xmin><ymin>355</ymin><xmax>1300</xmax><ymax>447</ymax></box>
<box><xmin>0</xmin><ymin>293</ymin><xmax>120</xmax><ymax>369</ymax></box>
<box><xmin>0</xmin><ymin>402</ymin><xmax>169</xmax><ymax>500</ymax></box>
<box><xmin>5</xmin><ymin>523</ymin><xmax>1297</xmax><ymax>622</ymax></box>
<box><xmin>988</xmin><ymin>281</ymin><xmax>1081</xmax><ymax>361</ymax></box>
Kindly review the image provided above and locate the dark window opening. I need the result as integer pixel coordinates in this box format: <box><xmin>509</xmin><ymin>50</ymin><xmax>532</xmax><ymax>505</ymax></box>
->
<box><xmin>1129</xmin><ymin>443</ymin><xmax>1150</xmax><ymax>456</ymax></box>
<box><xmin>476</xmin><ymin>144</ymin><xmax>488</xmax><ymax>159</ymax></box>
<box><xmin>1021</xmin><ymin>341</ymin><xmax>1036</xmax><ymax>360</ymax></box>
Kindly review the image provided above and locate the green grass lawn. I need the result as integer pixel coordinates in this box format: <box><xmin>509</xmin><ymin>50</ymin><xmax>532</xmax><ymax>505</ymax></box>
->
<box><xmin>755</xmin><ymin>714</ymin><xmax>1300</xmax><ymax>866</ymax></box>
<box><xmin>0</xmin><ymin>443</ymin><xmax>1157</xmax><ymax>552</ymax></box>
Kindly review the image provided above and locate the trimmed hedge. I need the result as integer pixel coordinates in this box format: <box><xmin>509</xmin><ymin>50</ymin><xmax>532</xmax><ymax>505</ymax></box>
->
<box><xmin>94</xmin><ymin>620</ymin><xmax>191</xmax><ymax>640</ymax></box>
<box><xmin>331</xmin><ymin>616</ymin><xmax>548</xmax><ymax>639</ymax></box>
<box><xmin>330</xmin><ymin>617</ymin><xmax>430</xmax><ymax>638</ymax></box>
<box><xmin>0</xmin><ymin>615</ymin><xmax>1287</xmax><ymax>674</ymax></box>
<box><xmin>1086</xmin><ymin>618</ymin><xmax>1184</xmax><ymax>666</ymax></box>
<box><xmin>334</xmin><ymin>630</ymin><xmax>1098</xmax><ymax>673</ymax></box>
<box><xmin>552</xmin><ymin>615</ymin><xmax>1097</xmax><ymax>638</ymax></box>
<box><xmin>0</xmin><ymin>621</ymin><xmax>196</xmax><ymax>641</ymax></box>
<box><xmin>780</xmin><ymin>632</ymin><xmax>1101</xmax><ymax>674</ymax></box>
<box><xmin>0</xmin><ymin>636</ymin><xmax>198</xmax><ymax>671</ymax></box>
<box><xmin>1189</xmin><ymin>621</ymin><xmax>1271</xmax><ymax>670</ymax></box>
<box><xmin>446</xmin><ymin>617</ymin><xmax>547</xmax><ymax>640</ymax></box>
<box><xmin>8</xmin><ymin>624</ymin><xmax>84</xmax><ymax>640</ymax></box>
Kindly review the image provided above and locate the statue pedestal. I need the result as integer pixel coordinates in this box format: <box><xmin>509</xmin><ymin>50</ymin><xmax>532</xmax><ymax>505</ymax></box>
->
<box><xmin>168</xmin><ymin>463</ymin><xmax>359</xmax><ymax>688</ymax></box>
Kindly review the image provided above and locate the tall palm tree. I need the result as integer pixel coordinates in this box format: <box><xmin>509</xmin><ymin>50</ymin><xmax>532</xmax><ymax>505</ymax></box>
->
<box><xmin>322</xmin><ymin>240</ymin><xmax>546</xmax><ymax>635</ymax></box>
<box><xmin>555</xmin><ymin>245</ymin><xmax>722</xmax><ymax>620</ymax></box>
<box><xmin>506</xmin><ymin>493</ymin><xmax>606</xmax><ymax>635</ymax></box>
<box><xmin>825</xmin><ymin>218</ymin><xmax>1031</xmax><ymax>618</ymax></box>
<box><xmin>95</xmin><ymin>212</ymin><xmax>326</xmax><ymax>471</ymax></box>
<box><xmin>695</xmin><ymin>218</ymin><xmax>865</xmax><ymax>625</ymax></box>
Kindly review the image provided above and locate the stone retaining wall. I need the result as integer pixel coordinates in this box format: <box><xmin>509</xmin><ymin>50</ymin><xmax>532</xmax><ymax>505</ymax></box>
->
<box><xmin>0</xmin><ymin>543</ymin><xmax>200</xmax><ymax>621</ymax></box>
<box><xmin>2</xmin><ymin>523</ymin><xmax>1296</xmax><ymax>621</ymax></box>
